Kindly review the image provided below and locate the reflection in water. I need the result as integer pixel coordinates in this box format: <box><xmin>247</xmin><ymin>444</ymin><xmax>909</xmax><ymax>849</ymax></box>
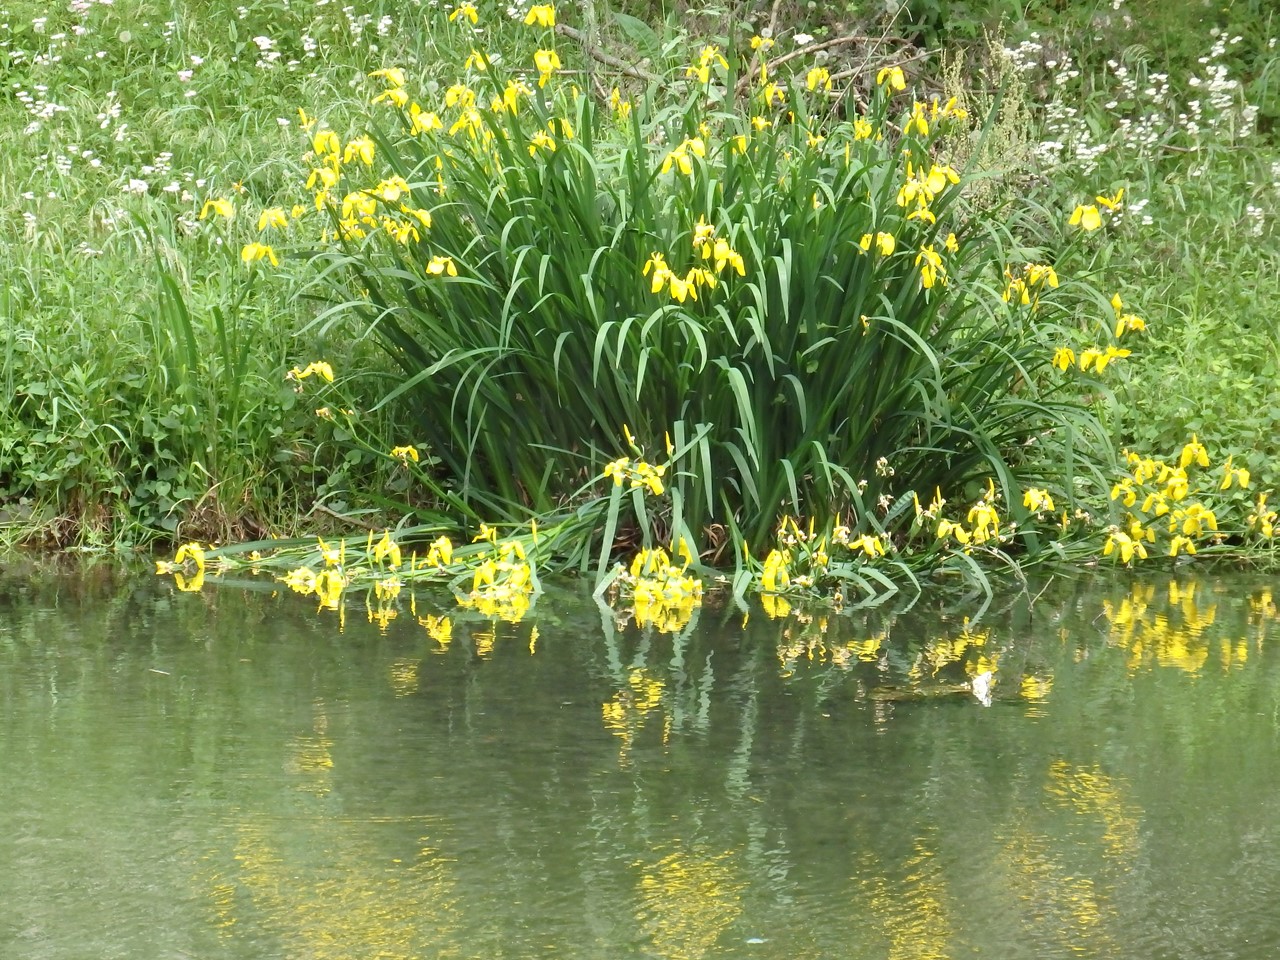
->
<box><xmin>602</xmin><ymin>667</ymin><xmax>670</xmax><ymax>766</ymax></box>
<box><xmin>860</xmin><ymin>833</ymin><xmax>954</xmax><ymax>960</ymax></box>
<box><xmin>1000</xmin><ymin>825</ymin><xmax>1118</xmax><ymax>957</ymax></box>
<box><xmin>1099</xmin><ymin>579</ymin><xmax>1275</xmax><ymax>676</ymax></box>
<box><xmin>285</xmin><ymin>703</ymin><xmax>336</xmax><ymax>794</ymax></box>
<box><xmin>636</xmin><ymin>842</ymin><xmax>745</xmax><ymax>959</ymax></box>
<box><xmin>2</xmin><ymin>567</ymin><xmax>1280</xmax><ymax>959</ymax></box>
<box><xmin>1044</xmin><ymin>761</ymin><xmax>1140</xmax><ymax>867</ymax></box>
<box><xmin>388</xmin><ymin>657</ymin><xmax>422</xmax><ymax>697</ymax></box>
<box><xmin>219</xmin><ymin>816</ymin><xmax>459</xmax><ymax>959</ymax></box>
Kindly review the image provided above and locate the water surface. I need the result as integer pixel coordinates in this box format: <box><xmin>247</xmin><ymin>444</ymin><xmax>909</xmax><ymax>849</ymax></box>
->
<box><xmin>2</xmin><ymin>562</ymin><xmax>1278</xmax><ymax>958</ymax></box>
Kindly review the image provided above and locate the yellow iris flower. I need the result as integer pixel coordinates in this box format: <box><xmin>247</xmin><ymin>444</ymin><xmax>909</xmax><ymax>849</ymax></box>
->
<box><xmin>533</xmin><ymin>48</ymin><xmax>560</xmax><ymax>86</ymax></box>
<box><xmin>1069</xmin><ymin>203</ymin><xmax>1102</xmax><ymax>231</ymax></box>
<box><xmin>241</xmin><ymin>242</ymin><xmax>278</xmax><ymax>267</ymax></box>
<box><xmin>806</xmin><ymin>67</ymin><xmax>832</xmax><ymax>92</ymax></box>
<box><xmin>449</xmin><ymin>2</ymin><xmax>478</xmax><ymax>23</ymax></box>
<box><xmin>426</xmin><ymin>255</ymin><xmax>458</xmax><ymax>276</ymax></box>
<box><xmin>876</xmin><ymin>65</ymin><xmax>906</xmax><ymax>90</ymax></box>
<box><xmin>523</xmin><ymin>3</ymin><xmax>555</xmax><ymax>27</ymax></box>
<box><xmin>199</xmin><ymin>197</ymin><xmax>235</xmax><ymax>220</ymax></box>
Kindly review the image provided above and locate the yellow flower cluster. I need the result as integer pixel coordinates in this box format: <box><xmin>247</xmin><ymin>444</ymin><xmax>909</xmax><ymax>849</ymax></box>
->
<box><xmin>622</xmin><ymin>543</ymin><xmax>703</xmax><ymax>633</ymax></box>
<box><xmin>458</xmin><ymin>538</ymin><xmax>535</xmax><ymax>621</ymax></box>
<box><xmin>523</xmin><ymin>4</ymin><xmax>555</xmax><ymax>27</ymax></box>
<box><xmin>1104</xmin><ymin>437</ymin><xmax>1248</xmax><ymax>564</ymax></box>
<box><xmin>1002</xmin><ymin>263</ymin><xmax>1059</xmax><ymax>307</ymax></box>
<box><xmin>933</xmin><ymin>480</ymin><xmax>1004</xmax><ymax>549</ymax></box>
<box><xmin>1249</xmin><ymin>492</ymin><xmax>1277</xmax><ymax>538</ymax></box>
<box><xmin>287</xmin><ymin>360</ymin><xmax>335</xmax><ymax>383</ymax></box>
<box><xmin>155</xmin><ymin>541</ymin><xmax>210</xmax><ymax>592</ymax></box>
<box><xmin>603</xmin><ymin>455</ymin><xmax>666</xmax><ymax>495</ymax></box>
<box><xmin>806</xmin><ymin>67</ymin><xmax>832</xmax><ymax>92</ymax></box>
<box><xmin>895</xmin><ymin>160</ymin><xmax>960</xmax><ymax>224</ymax></box>
<box><xmin>876</xmin><ymin>65</ymin><xmax>906</xmax><ymax>91</ymax></box>
<box><xmin>660</xmin><ymin>136</ymin><xmax>706</xmax><ymax>176</ymax></box>
<box><xmin>1053</xmin><ymin>291</ymin><xmax>1143</xmax><ymax>373</ymax></box>
<box><xmin>1110</xmin><ymin>293</ymin><xmax>1147</xmax><ymax>338</ymax></box>
<box><xmin>1023</xmin><ymin>487</ymin><xmax>1056</xmax><ymax>513</ymax></box>
<box><xmin>751</xmin><ymin>516</ymin><xmax>887</xmax><ymax>615</ymax></box>
<box><xmin>533</xmin><ymin>48</ymin><xmax>560</xmax><ymax>87</ymax></box>
<box><xmin>685</xmin><ymin>44</ymin><xmax>728</xmax><ymax>84</ymax></box>
<box><xmin>642</xmin><ymin>216</ymin><xmax>746</xmax><ymax>304</ymax></box>
<box><xmin>858</xmin><ymin>231</ymin><xmax>896</xmax><ymax>256</ymax></box>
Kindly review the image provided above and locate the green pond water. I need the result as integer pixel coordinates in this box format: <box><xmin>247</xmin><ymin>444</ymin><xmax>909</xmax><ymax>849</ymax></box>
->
<box><xmin>2</xmin><ymin>562</ymin><xmax>1279</xmax><ymax>959</ymax></box>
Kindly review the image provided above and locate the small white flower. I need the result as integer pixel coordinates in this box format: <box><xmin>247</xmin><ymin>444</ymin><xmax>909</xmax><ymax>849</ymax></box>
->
<box><xmin>793</xmin><ymin>32</ymin><xmax>813</xmax><ymax>45</ymax></box>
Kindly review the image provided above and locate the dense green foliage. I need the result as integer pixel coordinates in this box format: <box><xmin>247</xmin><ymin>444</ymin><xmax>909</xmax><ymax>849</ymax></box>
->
<box><xmin>292</xmin><ymin>52</ymin><xmax>1113</xmax><ymax>556</ymax></box>
<box><xmin>1</xmin><ymin>0</ymin><xmax>1277</xmax><ymax>580</ymax></box>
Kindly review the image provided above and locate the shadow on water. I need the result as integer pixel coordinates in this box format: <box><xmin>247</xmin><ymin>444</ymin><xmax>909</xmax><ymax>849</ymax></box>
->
<box><xmin>1</xmin><ymin>560</ymin><xmax>1278</xmax><ymax>959</ymax></box>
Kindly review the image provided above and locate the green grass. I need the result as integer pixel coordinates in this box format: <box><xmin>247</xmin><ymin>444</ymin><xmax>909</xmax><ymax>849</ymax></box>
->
<box><xmin>0</xmin><ymin>0</ymin><xmax>1276</xmax><ymax>580</ymax></box>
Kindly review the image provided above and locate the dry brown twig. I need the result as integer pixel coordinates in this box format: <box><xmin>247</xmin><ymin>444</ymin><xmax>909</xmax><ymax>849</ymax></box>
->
<box><xmin>555</xmin><ymin>23</ymin><xmax>662</xmax><ymax>83</ymax></box>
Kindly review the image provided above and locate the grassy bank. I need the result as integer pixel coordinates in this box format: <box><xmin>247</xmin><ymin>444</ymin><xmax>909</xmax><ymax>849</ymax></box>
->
<box><xmin>2</xmin><ymin>0</ymin><xmax>1276</xmax><ymax>604</ymax></box>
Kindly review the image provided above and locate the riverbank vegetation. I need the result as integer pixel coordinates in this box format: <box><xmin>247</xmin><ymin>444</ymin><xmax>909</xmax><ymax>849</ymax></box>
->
<box><xmin>2</xmin><ymin>0</ymin><xmax>1277</xmax><ymax>619</ymax></box>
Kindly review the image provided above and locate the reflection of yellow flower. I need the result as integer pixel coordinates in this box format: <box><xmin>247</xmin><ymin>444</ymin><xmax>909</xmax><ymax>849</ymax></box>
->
<box><xmin>420</xmin><ymin>614</ymin><xmax>453</xmax><ymax>644</ymax></box>
<box><xmin>314</xmin><ymin>568</ymin><xmax>344</xmax><ymax>608</ymax></box>
<box><xmin>1020</xmin><ymin>675</ymin><xmax>1053</xmax><ymax>701</ymax></box>
<box><xmin>174</xmin><ymin>569</ymin><xmax>205</xmax><ymax>592</ymax></box>
<box><xmin>761</xmin><ymin>593</ymin><xmax>792</xmax><ymax>619</ymax></box>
